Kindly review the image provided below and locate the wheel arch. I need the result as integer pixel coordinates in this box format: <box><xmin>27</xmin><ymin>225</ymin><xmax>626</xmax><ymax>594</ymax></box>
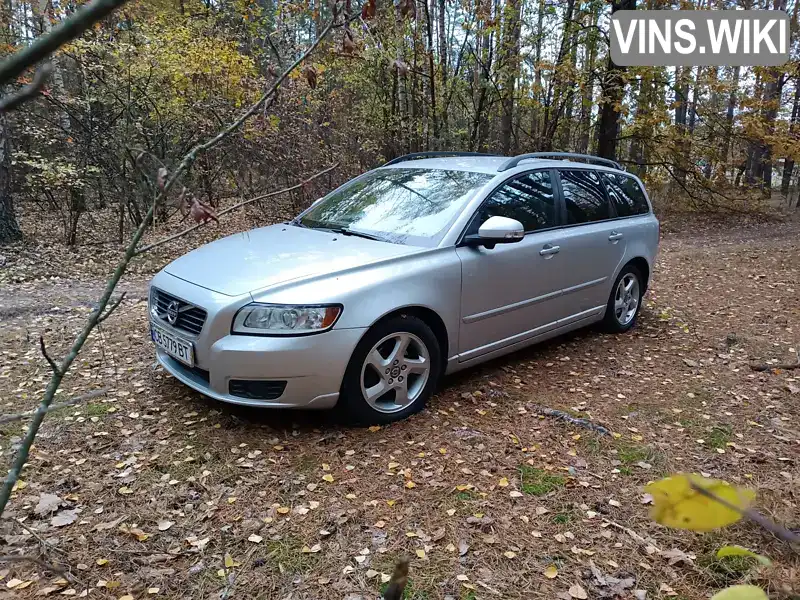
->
<box><xmin>365</xmin><ymin>305</ymin><xmax>450</xmax><ymax>367</ymax></box>
<box><xmin>624</xmin><ymin>256</ymin><xmax>651</xmax><ymax>293</ymax></box>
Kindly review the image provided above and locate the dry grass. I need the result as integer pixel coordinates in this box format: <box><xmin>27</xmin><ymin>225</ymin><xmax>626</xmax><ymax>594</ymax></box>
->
<box><xmin>0</xmin><ymin>213</ymin><xmax>799</xmax><ymax>599</ymax></box>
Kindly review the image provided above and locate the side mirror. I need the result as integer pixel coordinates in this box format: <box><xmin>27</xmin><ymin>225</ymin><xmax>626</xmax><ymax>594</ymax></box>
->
<box><xmin>465</xmin><ymin>216</ymin><xmax>525</xmax><ymax>249</ymax></box>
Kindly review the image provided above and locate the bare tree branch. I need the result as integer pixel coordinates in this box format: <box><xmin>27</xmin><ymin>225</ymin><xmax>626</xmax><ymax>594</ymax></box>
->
<box><xmin>96</xmin><ymin>292</ymin><xmax>127</xmax><ymax>324</ymax></box>
<box><xmin>0</xmin><ymin>63</ymin><xmax>52</xmax><ymax>112</ymax></box>
<box><xmin>0</xmin><ymin>16</ymin><xmax>345</xmax><ymax>518</ymax></box>
<box><xmin>39</xmin><ymin>336</ymin><xmax>61</xmax><ymax>376</ymax></box>
<box><xmin>689</xmin><ymin>480</ymin><xmax>800</xmax><ymax>545</ymax></box>
<box><xmin>0</xmin><ymin>389</ymin><xmax>108</xmax><ymax>425</ymax></box>
<box><xmin>135</xmin><ymin>163</ymin><xmax>339</xmax><ymax>256</ymax></box>
<box><xmin>0</xmin><ymin>0</ymin><xmax>128</xmax><ymax>86</ymax></box>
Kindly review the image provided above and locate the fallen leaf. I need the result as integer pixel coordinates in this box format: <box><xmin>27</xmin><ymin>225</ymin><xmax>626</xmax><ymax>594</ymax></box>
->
<box><xmin>498</xmin><ymin>477</ymin><xmax>509</xmax><ymax>487</ymax></box>
<box><xmin>405</xmin><ymin>481</ymin><xmax>416</xmax><ymax>489</ymax></box>
<box><xmin>247</xmin><ymin>534</ymin><xmax>263</xmax><ymax>544</ymax></box>
<box><xmin>416</xmin><ymin>549</ymin><xmax>426</xmax><ymax>558</ymax></box>
<box><xmin>322</xmin><ymin>474</ymin><xmax>334</xmax><ymax>483</ymax></box>
<box><xmin>35</xmin><ymin>493</ymin><xmax>63</xmax><ymax>516</ymax></box>
<box><xmin>504</xmin><ymin>551</ymin><xmax>517</xmax><ymax>558</ymax></box>
<box><xmin>302</xmin><ymin>544</ymin><xmax>322</xmax><ymax>553</ymax></box>
<box><xmin>545</xmin><ymin>565</ymin><xmax>558</xmax><ymax>579</ymax></box>
<box><xmin>51</xmin><ymin>509</ymin><xmax>79</xmax><ymax>527</ymax></box>
<box><xmin>157</xmin><ymin>520</ymin><xmax>174</xmax><ymax>531</ymax></box>
<box><xmin>569</xmin><ymin>584</ymin><xmax>588</xmax><ymax>599</ymax></box>
<box><xmin>716</xmin><ymin>545</ymin><xmax>771</xmax><ymax>566</ymax></box>
<box><xmin>117</xmin><ymin>486</ymin><xmax>134</xmax><ymax>495</ymax></box>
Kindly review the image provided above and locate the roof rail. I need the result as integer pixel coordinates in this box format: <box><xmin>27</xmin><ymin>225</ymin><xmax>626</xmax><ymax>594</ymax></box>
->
<box><xmin>383</xmin><ymin>151</ymin><xmax>501</xmax><ymax>166</ymax></box>
<box><xmin>497</xmin><ymin>152</ymin><xmax>622</xmax><ymax>172</ymax></box>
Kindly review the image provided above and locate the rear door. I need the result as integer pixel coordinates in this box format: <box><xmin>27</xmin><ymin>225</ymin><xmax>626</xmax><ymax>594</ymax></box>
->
<box><xmin>456</xmin><ymin>169</ymin><xmax>570</xmax><ymax>361</ymax></box>
<box><xmin>552</xmin><ymin>168</ymin><xmax>627</xmax><ymax>321</ymax></box>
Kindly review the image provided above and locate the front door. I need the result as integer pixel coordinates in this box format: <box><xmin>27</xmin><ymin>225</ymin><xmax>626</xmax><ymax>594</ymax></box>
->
<box><xmin>456</xmin><ymin>169</ymin><xmax>569</xmax><ymax>362</ymax></box>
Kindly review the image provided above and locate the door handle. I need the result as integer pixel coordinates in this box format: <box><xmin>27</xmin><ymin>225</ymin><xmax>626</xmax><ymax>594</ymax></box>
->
<box><xmin>539</xmin><ymin>244</ymin><xmax>560</xmax><ymax>257</ymax></box>
<box><xmin>608</xmin><ymin>232</ymin><xmax>623</xmax><ymax>242</ymax></box>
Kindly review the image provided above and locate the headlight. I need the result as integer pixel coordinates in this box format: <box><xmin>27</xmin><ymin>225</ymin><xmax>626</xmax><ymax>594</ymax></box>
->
<box><xmin>232</xmin><ymin>303</ymin><xmax>342</xmax><ymax>336</ymax></box>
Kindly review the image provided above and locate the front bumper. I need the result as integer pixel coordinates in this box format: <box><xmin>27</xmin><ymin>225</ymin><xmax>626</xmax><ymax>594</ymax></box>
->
<box><xmin>155</xmin><ymin>327</ymin><xmax>366</xmax><ymax>409</ymax></box>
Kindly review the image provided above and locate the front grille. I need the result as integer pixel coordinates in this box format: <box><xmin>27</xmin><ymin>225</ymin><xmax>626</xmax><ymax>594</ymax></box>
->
<box><xmin>150</xmin><ymin>288</ymin><xmax>207</xmax><ymax>336</ymax></box>
<box><xmin>229</xmin><ymin>380</ymin><xmax>287</xmax><ymax>401</ymax></box>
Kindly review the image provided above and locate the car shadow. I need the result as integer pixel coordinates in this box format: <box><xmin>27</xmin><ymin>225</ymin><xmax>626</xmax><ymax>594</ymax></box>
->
<box><xmin>165</xmin><ymin>309</ymin><xmax>655</xmax><ymax>434</ymax></box>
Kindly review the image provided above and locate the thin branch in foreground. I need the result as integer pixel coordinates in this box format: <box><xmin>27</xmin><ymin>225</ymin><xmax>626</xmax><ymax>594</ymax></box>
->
<box><xmin>0</xmin><ymin>0</ymin><xmax>128</xmax><ymax>86</ymax></box>
<box><xmin>0</xmin><ymin>17</ymin><xmax>344</xmax><ymax>519</ymax></box>
<box><xmin>0</xmin><ymin>63</ymin><xmax>52</xmax><ymax>112</ymax></box>
<box><xmin>689</xmin><ymin>480</ymin><xmax>800</xmax><ymax>545</ymax></box>
<box><xmin>39</xmin><ymin>336</ymin><xmax>62</xmax><ymax>376</ymax></box>
<box><xmin>134</xmin><ymin>163</ymin><xmax>339</xmax><ymax>256</ymax></box>
<box><xmin>96</xmin><ymin>292</ymin><xmax>127</xmax><ymax>324</ymax></box>
<box><xmin>0</xmin><ymin>389</ymin><xmax>108</xmax><ymax>425</ymax></box>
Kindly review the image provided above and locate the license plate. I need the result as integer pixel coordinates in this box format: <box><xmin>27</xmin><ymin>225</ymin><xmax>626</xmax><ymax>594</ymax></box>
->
<box><xmin>151</xmin><ymin>322</ymin><xmax>194</xmax><ymax>367</ymax></box>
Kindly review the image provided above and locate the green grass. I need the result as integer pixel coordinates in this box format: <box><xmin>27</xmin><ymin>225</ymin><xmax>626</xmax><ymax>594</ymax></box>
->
<box><xmin>456</xmin><ymin>490</ymin><xmax>476</xmax><ymax>501</ymax></box>
<box><xmin>552</xmin><ymin>512</ymin><xmax>571</xmax><ymax>525</ymax></box>
<box><xmin>85</xmin><ymin>402</ymin><xmax>109</xmax><ymax>416</ymax></box>
<box><xmin>619</xmin><ymin>466</ymin><xmax>632</xmax><ymax>476</ymax></box>
<box><xmin>616</xmin><ymin>443</ymin><xmax>651</xmax><ymax>465</ymax></box>
<box><xmin>698</xmin><ymin>552</ymin><xmax>757</xmax><ymax>585</ymax></box>
<box><xmin>519</xmin><ymin>466</ymin><xmax>565</xmax><ymax>496</ymax></box>
<box><xmin>707</xmin><ymin>425</ymin><xmax>732</xmax><ymax>450</ymax></box>
<box><xmin>264</xmin><ymin>537</ymin><xmax>312</xmax><ymax>572</ymax></box>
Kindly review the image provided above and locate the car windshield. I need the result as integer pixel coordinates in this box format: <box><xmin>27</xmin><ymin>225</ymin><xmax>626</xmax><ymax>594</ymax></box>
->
<box><xmin>297</xmin><ymin>168</ymin><xmax>494</xmax><ymax>247</ymax></box>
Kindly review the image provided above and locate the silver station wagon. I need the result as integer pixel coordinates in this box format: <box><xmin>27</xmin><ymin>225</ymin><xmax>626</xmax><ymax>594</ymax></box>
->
<box><xmin>148</xmin><ymin>152</ymin><xmax>659</xmax><ymax>424</ymax></box>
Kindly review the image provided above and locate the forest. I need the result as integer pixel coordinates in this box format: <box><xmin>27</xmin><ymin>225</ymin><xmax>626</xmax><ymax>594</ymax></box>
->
<box><xmin>0</xmin><ymin>0</ymin><xmax>798</xmax><ymax>247</ymax></box>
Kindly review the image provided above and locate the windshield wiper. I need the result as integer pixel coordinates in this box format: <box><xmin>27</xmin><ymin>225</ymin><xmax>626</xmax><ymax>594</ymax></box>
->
<box><xmin>327</xmin><ymin>227</ymin><xmax>387</xmax><ymax>242</ymax></box>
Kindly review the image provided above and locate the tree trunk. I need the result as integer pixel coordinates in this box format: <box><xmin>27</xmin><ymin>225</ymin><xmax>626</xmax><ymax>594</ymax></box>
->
<box><xmin>530</xmin><ymin>0</ymin><xmax>545</xmax><ymax>144</ymax></box>
<box><xmin>596</xmin><ymin>0</ymin><xmax>636</xmax><ymax>160</ymax></box>
<box><xmin>0</xmin><ymin>107</ymin><xmax>21</xmax><ymax>244</ymax></box>
<box><xmin>423</xmin><ymin>0</ymin><xmax>438</xmax><ymax>146</ymax></box>
<box><xmin>498</xmin><ymin>0</ymin><xmax>521</xmax><ymax>154</ymax></box>
<box><xmin>780</xmin><ymin>81</ymin><xmax>800</xmax><ymax>195</ymax></box>
<box><xmin>723</xmin><ymin>65</ymin><xmax>740</xmax><ymax>177</ymax></box>
<box><xmin>576</xmin><ymin>3</ymin><xmax>598</xmax><ymax>154</ymax></box>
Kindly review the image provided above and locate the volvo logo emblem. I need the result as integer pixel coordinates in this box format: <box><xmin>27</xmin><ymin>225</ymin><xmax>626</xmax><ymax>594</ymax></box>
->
<box><xmin>166</xmin><ymin>301</ymin><xmax>179</xmax><ymax>325</ymax></box>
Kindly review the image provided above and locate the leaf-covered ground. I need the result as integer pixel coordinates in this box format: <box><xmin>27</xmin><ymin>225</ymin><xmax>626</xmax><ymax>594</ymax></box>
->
<box><xmin>0</xmin><ymin>214</ymin><xmax>798</xmax><ymax>600</ymax></box>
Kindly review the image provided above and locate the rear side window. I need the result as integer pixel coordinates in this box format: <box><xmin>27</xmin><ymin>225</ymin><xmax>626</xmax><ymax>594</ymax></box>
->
<box><xmin>558</xmin><ymin>170</ymin><xmax>611</xmax><ymax>224</ymax></box>
<box><xmin>602</xmin><ymin>173</ymin><xmax>650</xmax><ymax>216</ymax></box>
<box><xmin>470</xmin><ymin>170</ymin><xmax>556</xmax><ymax>233</ymax></box>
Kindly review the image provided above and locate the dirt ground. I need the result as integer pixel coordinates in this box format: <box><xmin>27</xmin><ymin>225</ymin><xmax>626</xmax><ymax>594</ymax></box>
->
<box><xmin>0</xmin><ymin>213</ymin><xmax>798</xmax><ymax>600</ymax></box>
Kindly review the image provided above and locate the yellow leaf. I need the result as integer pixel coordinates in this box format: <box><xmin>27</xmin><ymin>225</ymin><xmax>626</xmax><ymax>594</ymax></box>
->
<box><xmin>716</xmin><ymin>546</ymin><xmax>772</xmax><ymax>566</ymax></box>
<box><xmin>105</xmin><ymin>581</ymin><xmax>121</xmax><ymax>589</ymax></box>
<box><xmin>119</xmin><ymin>595</ymin><xmax>134</xmax><ymax>600</ymax></box>
<box><xmin>439</xmin><ymin>448</ymin><xmax>447</xmax><ymax>454</ymax></box>
<box><xmin>645</xmin><ymin>473</ymin><xmax>755</xmax><ymax>532</ymax></box>
<box><xmin>224</xmin><ymin>553</ymin><xmax>239</xmax><ymax>568</ymax></box>
<box><xmin>544</xmin><ymin>565</ymin><xmax>558</xmax><ymax>578</ymax></box>
<box><xmin>277</xmin><ymin>506</ymin><xmax>290</xmax><ymax>514</ymax></box>
<box><xmin>498</xmin><ymin>477</ymin><xmax>509</xmax><ymax>487</ymax></box>
<box><xmin>415</xmin><ymin>549</ymin><xmax>425</xmax><ymax>558</ymax></box>
<box><xmin>96</xmin><ymin>559</ymin><xmax>109</xmax><ymax>566</ymax></box>
<box><xmin>322</xmin><ymin>474</ymin><xmax>335</xmax><ymax>483</ymax></box>
<box><xmin>710</xmin><ymin>586</ymin><xmax>768</xmax><ymax>600</ymax></box>
<box><xmin>368</xmin><ymin>425</ymin><xmax>381</xmax><ymax>432</ymax></box>
<box><xmin>504</xmin><ymin>551</ymin><xmax>517</xmax><ymax>558</ymax></box>
<box><xmin>117</xmin><ymin>486</ymin><xmax>134</xmax><ymax>495</ymax></box>
<box><xmin>405</xmin><ymin>481</ymin><xmax>416</xmax><ymax>489</ymax></box>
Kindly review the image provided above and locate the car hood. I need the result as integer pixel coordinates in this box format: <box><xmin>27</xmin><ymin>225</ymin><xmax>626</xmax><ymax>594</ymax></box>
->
<box><xmin>163</xmin><ymin>224</ymin><xmax>421</xmax><ymax>296</ymax></box>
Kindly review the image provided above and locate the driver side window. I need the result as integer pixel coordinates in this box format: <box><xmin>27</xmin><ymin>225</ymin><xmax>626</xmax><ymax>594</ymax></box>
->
<box><xmin>467</xmin><ymin>170</ymin><xmax>556</xmax><ymax>235</ymax></box>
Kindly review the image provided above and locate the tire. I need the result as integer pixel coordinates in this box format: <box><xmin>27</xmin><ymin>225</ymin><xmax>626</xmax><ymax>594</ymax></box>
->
<box><xmin>338</xmin><ymin>315</ymin><xmax>442</xmax><ymax>425</ymax></box>
<box><xmin>602</xmin><ymin>264</ymin><xmax>644</xmax><ymax>333</ymax></box>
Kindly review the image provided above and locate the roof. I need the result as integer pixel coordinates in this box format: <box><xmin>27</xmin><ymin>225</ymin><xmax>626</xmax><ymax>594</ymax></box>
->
<box><xmin>379</xmin><ymin>156</ymin><xmax>622</xmax><ymax>175</ymax></box>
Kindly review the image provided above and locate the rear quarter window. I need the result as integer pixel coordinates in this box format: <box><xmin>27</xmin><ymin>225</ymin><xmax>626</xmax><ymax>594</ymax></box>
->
<box><xmin>602</xmin><ymin>173</ymin><xmax>650</xmax><ymax>217</ymax></box>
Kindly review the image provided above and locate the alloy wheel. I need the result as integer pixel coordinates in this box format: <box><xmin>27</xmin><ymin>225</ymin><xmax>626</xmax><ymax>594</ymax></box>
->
<box><xmin>360</xmin><ymin>332</ymin><xmax>431</xmax><ymax>414</ymax></box>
